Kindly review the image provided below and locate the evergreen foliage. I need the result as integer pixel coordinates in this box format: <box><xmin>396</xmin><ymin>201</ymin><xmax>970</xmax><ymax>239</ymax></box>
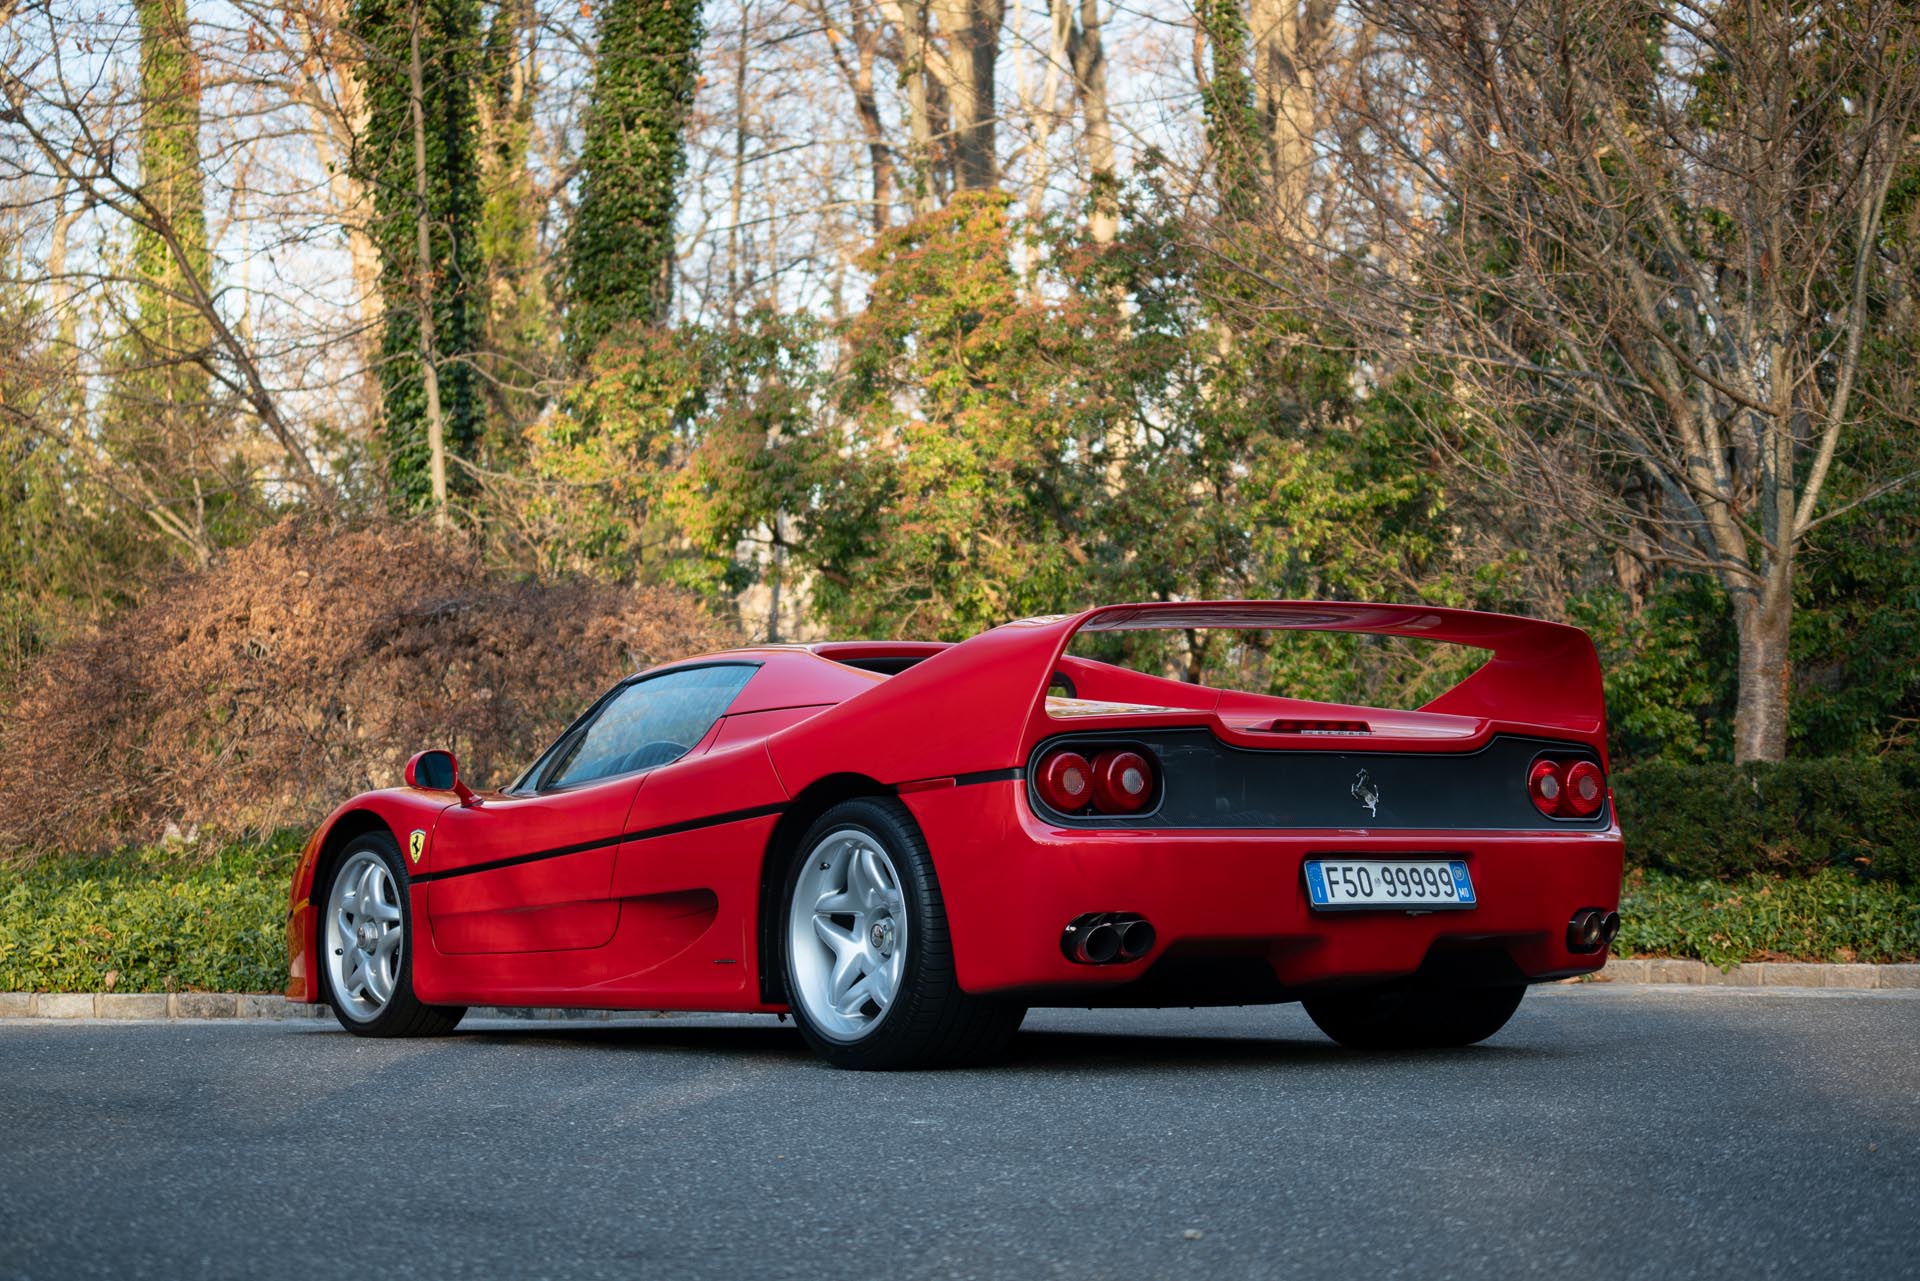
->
<box><xmin>1614</xmin><ymin>752</ymin><xmax>1920</xmax><ymax>884</ymax></box>
<box><xmin>565</xmin><ymin>0</ymin><xmax>704</xmax><ymax>363</ymax></box>
<box><xmin>353</xmin><ymin>0</ymin><xmax>486</xmax><ymax>511</ymax></box>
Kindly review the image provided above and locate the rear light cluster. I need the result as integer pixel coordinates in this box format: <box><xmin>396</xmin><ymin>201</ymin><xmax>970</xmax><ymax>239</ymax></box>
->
<box><xmin>1267</xmin><ymin>718</ymin><xmax>1371</xmax><ymax>736</ymax></box>
<box><xmin>1528</xmin><ymin>757</ymin><xmax>1606</xmax><ymax>818</ymax></box>
<box><xmin>1036</xmin><ymin>747</ymin><xmax>1157</xmax><ymax>815</ymax></box>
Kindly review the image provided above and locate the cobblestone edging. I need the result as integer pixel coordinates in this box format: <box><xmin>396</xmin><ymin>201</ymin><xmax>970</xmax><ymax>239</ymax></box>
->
<box><xmin>1590</xmin><ymin>960</ymin><xmax>1920</xmax><ymax>988</ymax></box>
<box><xmin>2</xmin><ymin>963</ymin><xmax>1917</xmax><ymax>1019</ymax></box>
<box><xmin>0</xmin><ymin>993</ymin><xmax>674</xmax><ymax>1021</ymax></box>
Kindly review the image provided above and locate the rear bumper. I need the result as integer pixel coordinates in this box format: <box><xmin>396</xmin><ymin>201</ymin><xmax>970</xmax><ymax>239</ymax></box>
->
<box><xmin>904</xmin><ymin>781</ymin><xmax>1625</xmax><ymax>1000</ymax></box>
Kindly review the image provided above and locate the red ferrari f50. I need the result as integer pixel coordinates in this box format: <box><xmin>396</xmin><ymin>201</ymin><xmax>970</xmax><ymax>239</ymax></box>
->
<box><xmin>287</xmin><ymin>601</ymin><xmax>1624</xmax><ymax>1068</ymax></box>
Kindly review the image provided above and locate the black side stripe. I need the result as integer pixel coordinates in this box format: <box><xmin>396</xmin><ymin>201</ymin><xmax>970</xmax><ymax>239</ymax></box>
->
<box><xmin>949</xmin><ymin>767</ymin><xmax>1024</xmax><ymax>787</ymax></box>
<box><xmin>399</xmin><ymin>769</ymin><xmax>1022</xmax><ymax>888</ymax></box>
<box><xmin>410</xmin><ymin>802</ymin><xmax>789</xmax><ymax>885</ymax></box>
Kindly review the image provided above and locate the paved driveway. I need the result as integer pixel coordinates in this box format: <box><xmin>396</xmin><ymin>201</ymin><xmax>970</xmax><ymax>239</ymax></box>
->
<box><xmin>1</xmin><ymin>984</ymin><xmax>1914</xmax><ymax>1279</ymax></box>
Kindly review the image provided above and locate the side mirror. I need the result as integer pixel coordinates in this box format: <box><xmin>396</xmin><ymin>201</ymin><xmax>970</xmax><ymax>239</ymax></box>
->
<box><xmin>404</xmin><ymin>749</ymin><xmax>479</xmax><ymax>805</ymax></box>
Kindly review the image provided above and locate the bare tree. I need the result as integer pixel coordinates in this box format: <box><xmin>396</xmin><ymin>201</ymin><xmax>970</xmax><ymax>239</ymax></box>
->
<box><xmin>1303</xmin><ymin>0</ymin><xmax>1920</xmax><ymax>760</ymax></box>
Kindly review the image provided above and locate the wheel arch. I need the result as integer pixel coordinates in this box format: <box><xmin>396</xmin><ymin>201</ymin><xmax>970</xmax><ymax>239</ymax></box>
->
<box><xmin>755</xmin><ymin>772</ymin><xmax>901</xmax><ymax>1005</ymax></box>
<box><xmin>308</xmin><ymin>811</ymin><xmax>398</xmax><ymax>966</ymax></box>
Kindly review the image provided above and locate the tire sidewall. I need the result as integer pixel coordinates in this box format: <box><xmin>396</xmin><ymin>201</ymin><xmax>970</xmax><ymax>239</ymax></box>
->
<box><xmin>780</xmin><ymin>799</ymin><xmax>941</xmax><ymax>1067</ymax></box>
<box><xmin>320</xmin><ymin>832</ymin><xmax>428</xmax><ymax>1036</ymax></box>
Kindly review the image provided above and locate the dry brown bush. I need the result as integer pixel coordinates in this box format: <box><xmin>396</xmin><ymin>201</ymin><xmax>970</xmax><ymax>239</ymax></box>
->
<box><xmin>0</xmin><ymin>519</ymin><xmax>738</xmax><ymax>858</ymax></box>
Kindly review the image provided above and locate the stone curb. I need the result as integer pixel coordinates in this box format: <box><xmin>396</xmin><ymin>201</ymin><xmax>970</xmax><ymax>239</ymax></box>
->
<box><xmin>1588</xmin><ymin>961</ymin><xmax>1919</xmax><ymax>988</ymax></box>
<box><xmin>0</xmin><ymin>993</ymin><xmax>677</xmax><ymax>1020</ymax></box>
<box><xmin>1</xmin><ymin>964</ymin><xmax>1915</xmax><ymax>1019</ymax></box>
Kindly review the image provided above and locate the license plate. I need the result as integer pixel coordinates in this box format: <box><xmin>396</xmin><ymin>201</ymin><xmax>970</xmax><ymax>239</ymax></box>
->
<box><xmin>1304</xmin><ymin>859</ymin><xmax>1476</xmax><ymax>911</ymax></box>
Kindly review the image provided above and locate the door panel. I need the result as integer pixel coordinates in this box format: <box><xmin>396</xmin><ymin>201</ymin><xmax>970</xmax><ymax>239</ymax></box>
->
<box><xmin>425</xmin><ymin>775</ymin><xmax>641</xmax><ymax>954</ymax></box>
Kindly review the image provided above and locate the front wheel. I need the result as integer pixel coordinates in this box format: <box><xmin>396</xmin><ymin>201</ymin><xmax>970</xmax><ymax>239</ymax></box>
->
<box><xmin>781</xmin><ymin>798</ymin><xmax>1024</xmax><ymax>1070</ymax></box>
<box><xmin>1303</xmin><ymin>983</ymin><xmax>1525</xmax><ymax>1051</ymax></box>
<box><xmin>321</xmin><ymin>833</ymin><xmax>466</xmax><ymax>1037</ymax></box>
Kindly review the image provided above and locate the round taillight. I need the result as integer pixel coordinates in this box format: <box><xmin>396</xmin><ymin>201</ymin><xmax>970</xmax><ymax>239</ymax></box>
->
<box><xmin>1563</xmin><ymin>761</ymin><xmax>1605</xmax><ymax>817</ymax></box>
<box><xmin>1036</xmin><ymin>751</ymin><xmax>1094</xmax><ymax>812</ymax></box>
<box><xmin>1528</xmin><ymin>759</ymin><xmax>1565</xmax><ymax>816</ymax></box>
<box><xmin>1092</xmin><ymin>750</ymin><xmax>1154</xmax><ymax>813</ymax></box>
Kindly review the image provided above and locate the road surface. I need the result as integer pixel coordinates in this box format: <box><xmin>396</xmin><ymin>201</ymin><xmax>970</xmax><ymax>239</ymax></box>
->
<box><xmin>2</xmin><ymin>984</ymin><xmax>1914</xmax><ymax>1279</ymax></box>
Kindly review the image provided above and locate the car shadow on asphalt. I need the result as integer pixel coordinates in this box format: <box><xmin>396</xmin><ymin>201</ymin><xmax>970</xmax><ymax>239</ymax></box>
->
<box><xmin>436</xmin><ymin>1020</ymin><xmax>1560</xmax><ymax>1072</ymax></box>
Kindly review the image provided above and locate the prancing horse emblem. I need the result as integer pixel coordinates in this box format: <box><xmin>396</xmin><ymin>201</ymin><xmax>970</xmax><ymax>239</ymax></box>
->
<box><xmin>1350</xmin><ymin>769</ymin><xmax>1380</xmax><ymax>818</ymax></box>
<box><xmin>408</xmin><ymin>829</ymin><xmax>426</xmax><ymax>864</ymax></box>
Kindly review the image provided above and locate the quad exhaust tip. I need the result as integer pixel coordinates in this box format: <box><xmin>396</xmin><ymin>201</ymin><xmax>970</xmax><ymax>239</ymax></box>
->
<box><xmin>1568</xmin><ymin>907</ymin><xmax>1621</xmax><ymax>953</ymax></box>
<box><xmin>1062</xmin><ymin>913</ymin><xmax>1156</xmax><ymax>965</ymax></box>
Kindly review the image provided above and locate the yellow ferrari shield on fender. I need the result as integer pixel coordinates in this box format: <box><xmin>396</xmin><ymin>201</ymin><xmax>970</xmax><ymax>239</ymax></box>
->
<box><xmin>408</xmin><ymin>829</ymin><xmax>426</xmax><ymax>864</ymax></box>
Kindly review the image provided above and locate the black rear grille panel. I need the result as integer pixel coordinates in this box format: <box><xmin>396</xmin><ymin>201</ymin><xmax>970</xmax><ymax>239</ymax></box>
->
<box><xmin>1028</xmin><ymin>729</ymin><xmax>1609</xmax><ymax>831</ymax></box>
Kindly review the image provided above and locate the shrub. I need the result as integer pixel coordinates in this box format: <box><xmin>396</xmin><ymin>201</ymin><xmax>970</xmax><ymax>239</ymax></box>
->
<box><xmin>0</xmin><ymin>836</ymin><xmax>300</xmax><ymax>992</ymax></box>
<box><xmin>1613</xmin><ymin>753</ymin><xmax>1920</xmax><ymax>883</ymax></box>
<box><xmin>0</xmin><ymin>518</ymin><xmax>736</xmax><ymax>857</ymax></box>
<box><xmin>1616</xmin><ymin>868</ymin><xmax>1920</xmax><ymax>968</ymax></box>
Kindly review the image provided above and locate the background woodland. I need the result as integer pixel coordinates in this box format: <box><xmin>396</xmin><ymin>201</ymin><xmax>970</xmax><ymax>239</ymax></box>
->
<box><xmin>2</xmin><ymin>0</ymin><xmax>1919</xmax><ymax>852</ymax></box>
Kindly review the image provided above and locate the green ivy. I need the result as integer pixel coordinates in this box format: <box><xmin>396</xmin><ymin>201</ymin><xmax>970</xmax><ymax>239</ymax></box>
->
<box><xmin>565</xmin><ymin>0</ymin><xmax>704</xmax><ymax>364</ymax></box>
<box><xmin>353</xmin><ymin>0</ymin><xmax>486</xmax><ymax>511</ymax></box>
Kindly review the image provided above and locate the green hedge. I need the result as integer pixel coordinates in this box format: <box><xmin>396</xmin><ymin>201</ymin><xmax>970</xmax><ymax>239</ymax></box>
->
<box><xmin>1614</xmin><ymin>752</ymin><xmax>1920</xmax><ymax>883</ymax></box>
<box><xmin>0</xmin><ymin>837</ymin><xmax>299</xmax><ymax>993</ymax></box>
<box><xmin>1617</xmin><ymin>868</ymin><xmax>1920</xmax><ymax>968</ymax></box>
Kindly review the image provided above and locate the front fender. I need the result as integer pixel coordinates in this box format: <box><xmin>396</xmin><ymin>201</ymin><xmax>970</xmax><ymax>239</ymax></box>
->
<box><xmin>286</xmin><ymin>788</ymin><xmax>458</xmax><ymax>1003</ymax></box>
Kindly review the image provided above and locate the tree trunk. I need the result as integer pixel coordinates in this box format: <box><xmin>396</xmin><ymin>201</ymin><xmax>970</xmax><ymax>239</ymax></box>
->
<box><xmin>851</xmin><ymin>11</ymin><xmax>893</xmax><ymax>232</ymax></box>
<box><xmin>899</xmin><ymin>2</ymin><xmax>941</xmax><ymax>214</ymax></box>
<box><xmin>931</xmin><ymin>0</ymin><xmax>1004</xmax><ymax>190</ymax></box>
<box><xmin>1062</xmin><ymin>0</ymin><xmax>1117</xmax><ymax>245</ymax></box>
<box><xmin>1731</xmin><ymin>581</ymin><xmax>1792</xmax><ymax>763</ymax></box>
<box><xmin>1247</xmin><ymin>0</ymin><xmax>1329</xmax><ymax>232</ymax></box>
<box><xmin>408</xmin><ymin>4</ymin><xmax>450</xmax><ymax>526</ymax></box>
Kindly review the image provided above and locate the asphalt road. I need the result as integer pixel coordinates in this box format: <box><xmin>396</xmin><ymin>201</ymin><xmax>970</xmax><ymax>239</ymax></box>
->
<box><xmin>1</xmin><ymin>985</ymin><xmax>1914</xmax><ymax>1281</ymax></box>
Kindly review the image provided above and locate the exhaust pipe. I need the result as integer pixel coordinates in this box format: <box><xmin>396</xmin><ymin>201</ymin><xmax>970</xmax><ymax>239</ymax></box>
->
<box><xmin>1117</xmin><ymin>918</ymin><xmax>1156</xmax><ymax>961</ymax></box>
<box><xmin>1567</xmin><ymin>907</ymin><xmax>1619</xmax><ymax>952</ymax></box>
<box><xmin>1062</xmin><ymin>913</ymin><xmax>1156</xmax><ymax>964</ymax></box>
<box><xmin>1567</xmin><ymin>908</ymin><xmax>1602</xmax><ymax>951</ymax></box>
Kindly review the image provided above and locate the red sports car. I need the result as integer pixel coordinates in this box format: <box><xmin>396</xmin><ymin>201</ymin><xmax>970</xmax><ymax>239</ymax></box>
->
<box><xmin>286</xmin><ymin>601</ymin><xmax>1623</xmax><ymax>1068</ymax></box>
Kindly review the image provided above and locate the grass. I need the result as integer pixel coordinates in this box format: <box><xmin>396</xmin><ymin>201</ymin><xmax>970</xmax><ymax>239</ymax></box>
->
<box><xmin>0</xmin><ymin>842</ymin><xmax>1914</xmax><ymax>993</ymax></box>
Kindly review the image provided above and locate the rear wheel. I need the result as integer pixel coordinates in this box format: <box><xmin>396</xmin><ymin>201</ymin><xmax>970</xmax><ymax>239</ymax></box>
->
<box><xmin>1303</xmin><ymin>983</ymin><xmax>1525</xmax><ymax>1050</ymax></box>
<box><xmin>781</xmin><ymin>798</ymin><xmax>1024</xmax><ymax>1070</ymax></box>
<box><xmin>321</xmin><ymin>833</ymin><xmax>466</xmax><ymax>1037</ymax></box>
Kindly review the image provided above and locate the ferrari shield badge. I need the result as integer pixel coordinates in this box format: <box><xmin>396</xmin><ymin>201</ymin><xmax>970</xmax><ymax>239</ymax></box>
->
<box><xmin>408</xmin><ymin>829</ymin><xmax>426</xmax><ymax>864</ymax></box>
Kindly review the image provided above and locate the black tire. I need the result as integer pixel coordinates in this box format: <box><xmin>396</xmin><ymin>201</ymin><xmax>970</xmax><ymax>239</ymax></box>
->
<box><xmin>779</xmin><ymin>798</ymin><xmax>1025</xmax><ymax>1070</ymax></box>
<box><xmin>319</xmin><ymin>832</ymin><xmax>466</xmax><ymax>1038</ymax></box>
<box><xmin>1303</xmin><ymin>983</ymin><xmax>1526</xmax><ymax>1051</ymax></box>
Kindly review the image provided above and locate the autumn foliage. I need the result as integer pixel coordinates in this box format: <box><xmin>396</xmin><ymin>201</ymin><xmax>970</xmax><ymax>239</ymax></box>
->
<box><xmin>0</xmin><ymin>519</ymin><xmax>735</xmax><ymax>858</ymax></box>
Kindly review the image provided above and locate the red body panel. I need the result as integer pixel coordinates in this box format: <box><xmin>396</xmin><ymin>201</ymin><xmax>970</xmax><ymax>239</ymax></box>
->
<box><xmin>289</xmin><ymin>601</ymin><xmax>1627</xmax><ymax>1012</ymax></box>
<box><xmin>902</xmin><ymin>781</ymin><xmax>1620</xmax><ymax>994</ymax></box>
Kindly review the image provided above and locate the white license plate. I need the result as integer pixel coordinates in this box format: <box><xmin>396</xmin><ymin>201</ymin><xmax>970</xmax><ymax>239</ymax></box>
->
<box><xmin>1304</xmin><ymin>859</ymin><xmax>1476</xmax><ymax>911</ymax></box>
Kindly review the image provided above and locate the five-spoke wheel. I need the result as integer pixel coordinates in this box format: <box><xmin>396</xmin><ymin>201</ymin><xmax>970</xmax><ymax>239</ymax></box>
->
<box><xmin>319</xmin><ymin>833</ymin><xmax>465</xmax><ymax>1038</ymax></box>
<box><xmin>780</xmin><ymin>798</ymin><xmax>1024</xmax><ymax>1069</ymax></box>
<box><xmin>325</xmin><ymin>849</ymin><xmax>403</xmax><ymax>1021</ymax></box>
<box><xmin>787</xmin><ymin>827</ymin><xmax>910</xmax><ymax>1040</ymax></box>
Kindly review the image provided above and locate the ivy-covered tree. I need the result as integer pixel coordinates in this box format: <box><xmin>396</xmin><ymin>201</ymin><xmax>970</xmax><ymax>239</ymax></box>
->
<box><xmin>565</xmin><ymin>0</ymin><xmax>703</xmax><ymax>364</ymax></box>
<box><xmin>129</xmin><ymin>0</ymin><xmax>211</xmax><ymax>416</ymax></box>
<box><xmin>475</xmin><ymin>0</ymin><xmax>554</xmax><ymax>453</ymax></box>
<box><xmin>117</xmin><ymin>0</ymin><xmax>215</xmax><ymax>537</ymax></box>
<box><xmin>354</xmin><ymin>0</ymin><xmax>485</xmax><ymax>513</ymax></box>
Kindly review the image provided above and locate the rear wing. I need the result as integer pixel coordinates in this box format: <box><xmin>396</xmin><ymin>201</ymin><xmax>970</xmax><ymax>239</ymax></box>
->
<box><xmin>1073</xmin><ymin>602</ymin><xmax>1605</xmax><ymax>736</ymax></box>
<box><xmin>766</xmin><ymin>601</ymin><xmax>1606</xmax><ymax>789</ymax></box>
